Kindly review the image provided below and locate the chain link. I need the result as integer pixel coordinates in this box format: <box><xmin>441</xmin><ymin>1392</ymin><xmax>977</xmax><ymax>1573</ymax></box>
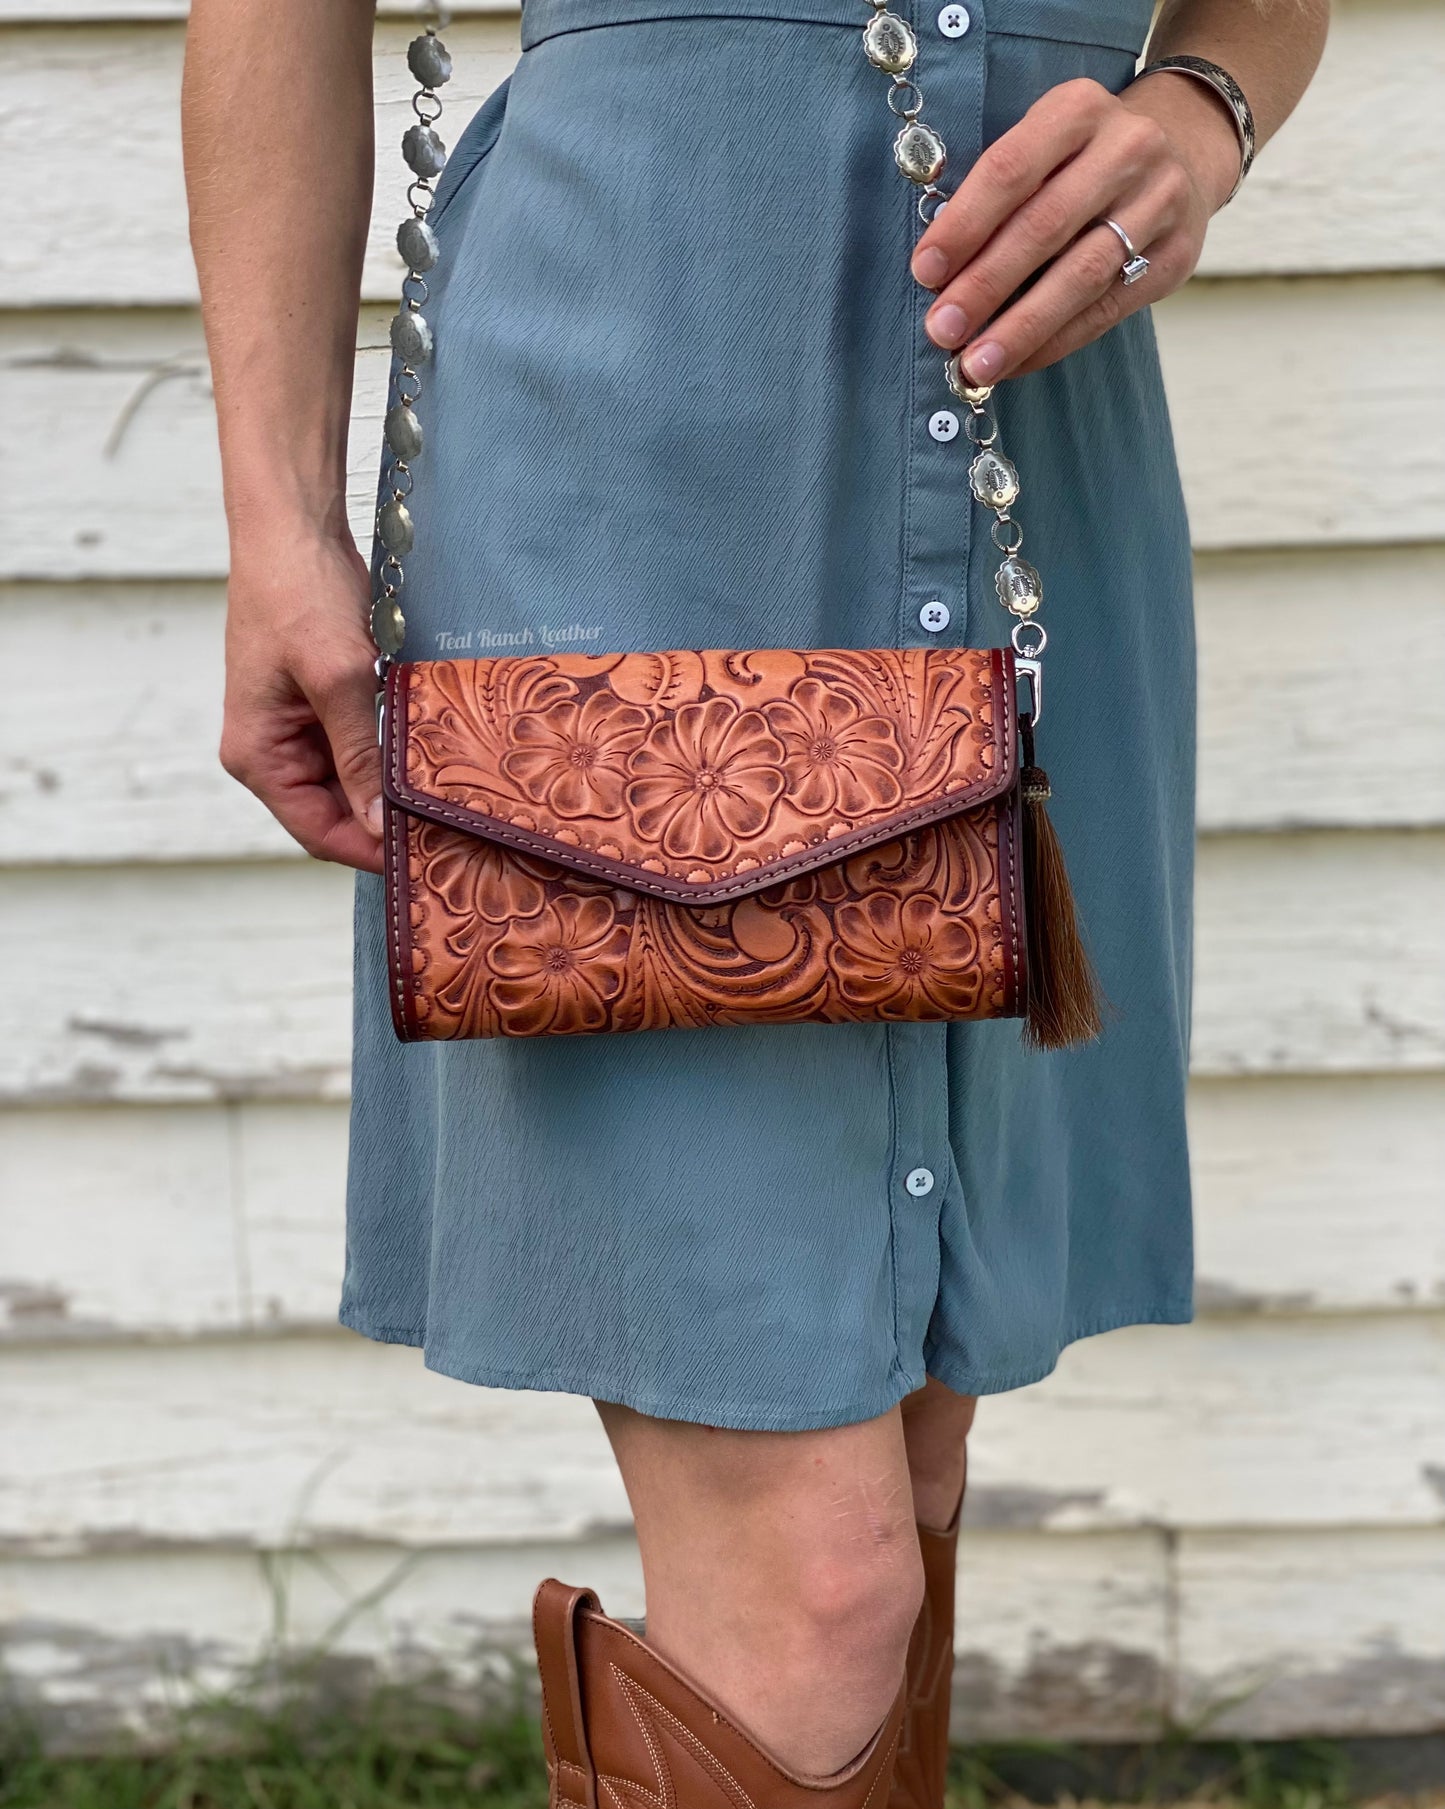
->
<box><xmin>860</xmin><ymin>0</ymin><xmax>1048</xmax><ymax>684</ymax></box>
<box><xmin>370</xmin><ymin>12</ymin><xmax>453</xmax><ymax>687</ymax></box>
<box><xmin>371</xmin><ymin>7</ymin><xmax>1048</xmax><ymax>718</ymax></box>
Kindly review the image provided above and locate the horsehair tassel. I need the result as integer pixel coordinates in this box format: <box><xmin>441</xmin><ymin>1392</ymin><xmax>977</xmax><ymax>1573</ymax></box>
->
<box><xmin>1019</xmin><ymin>720</ymin><xmax>1105</xmax><ymax>1051</ymax></box>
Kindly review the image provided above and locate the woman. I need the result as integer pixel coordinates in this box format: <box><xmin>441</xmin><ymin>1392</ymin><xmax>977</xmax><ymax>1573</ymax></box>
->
<box><xmin>182</xmin><ymin>0</ymin><xmax>1326</xmax><ymax>1797</ymax></box>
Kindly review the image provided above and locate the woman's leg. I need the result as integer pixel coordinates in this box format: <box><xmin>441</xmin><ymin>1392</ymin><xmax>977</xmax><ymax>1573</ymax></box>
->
<box><xmin>888</xmin><ymin>1377</ymin><xmax>977</xmax><ymax>1808</ymax></box>
<box><xmin>899</xmin><ymin>1376</ymin><xmax>977</xmax><ymax>1528</ymax></box>
<box><xmin>594</xmin><ymin>1399</ymin><xmax>925</xmax><ymax>1777</ymax></box>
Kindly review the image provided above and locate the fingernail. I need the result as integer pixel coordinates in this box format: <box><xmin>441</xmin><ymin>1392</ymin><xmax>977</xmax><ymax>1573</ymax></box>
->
<box><xmin>926</xmin><ymin>302</ymin><xmax>968</xmax><ymax>348</ymax></box>
<box><xmin>911</xmin><ymin>247</ymin><xmax>949</xmax><ymax>288</ymax></box>
<box><xmin>963</xmin><ymin>339</ymin><xmax>1005</xmax><ymax>382</ymax></box>
<box><xmin>366</xmin><ymin>797</ymin><xmax>385</xmax><ymax>834</ymax></box>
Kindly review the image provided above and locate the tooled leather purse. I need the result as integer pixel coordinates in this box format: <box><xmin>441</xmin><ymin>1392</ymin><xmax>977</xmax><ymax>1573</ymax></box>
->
<box><xmin>369</xmin><ymin>17</ymin><xmax>1102</xmax><ymax>1049</ymax></box>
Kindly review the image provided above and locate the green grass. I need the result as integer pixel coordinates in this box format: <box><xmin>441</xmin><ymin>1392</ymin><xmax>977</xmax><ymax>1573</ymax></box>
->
<box><xmin>947</xmin><ymin>1737</ymin><xmax>1361</xmax><ymax>1809</ymax></box>
<box><xmin>0</xmin><ymin>1688</ymin><xmax>550</xmax><ymax>1809</ymax></box>
<box><xmin>0</xmin><ymin>1689</ymin><xmax>1434</xmax><ymax>1809</ymax></box>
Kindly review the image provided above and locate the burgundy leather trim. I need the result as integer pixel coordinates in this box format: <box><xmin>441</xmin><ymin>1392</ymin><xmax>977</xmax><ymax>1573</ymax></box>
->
<box><xmin>383</xmin><ymin>795</ymin><xmax>421</xmax><ymax>1042</ymax></box>
<box><xmin>381</xmin><ymin>652</ymin><xmax>1019</xmax><ymax>908</ymax></box>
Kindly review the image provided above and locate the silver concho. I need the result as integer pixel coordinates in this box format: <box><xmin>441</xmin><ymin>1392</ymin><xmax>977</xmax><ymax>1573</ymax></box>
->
<box><xmin>893</xmin><ymin>121</ymin><xmax>945</xmax><ymax>184</ymax></box>
<box><xmin>406</xmin><ymin>33</ymin><xmax>453</xmax><ymax>88</ymax></box>
<box><xmin>401</xmin><ymin>124</ymin><xmax>447</xmax><ymax>179</ymax></box>
<box><xmin>396</xmin><ymin>216</ymin><xmax>439</xmax><ymax>273</ymax></box>
<box><xmin>969</xmin><ymin>448</ymin><xmax>1020</xmax><ymax>511</ymax></box>
<box><xmin>384</xmin><ymin>402</ymin><xmax>424</xmax><ymax>461</ymax></box>
<box><xmin>370</xmin><ymin>596</ymin><xmax>406</xmax><ymax>657</ymax></box>
<box><xmin>995</xmin><ymin>555</ymin><xmax>1043</xmax><ymax>617</ymax></box>
<box><xmin>377</xmin><ymin>498</ymin><xmax>415</xmax><ymax>555</ymax></box>
<box><xmin>862</xmin><ymin>11</ymin><xmax>917</xmax><ymax>73</ymax></box>
<box><xmin>945</xmin><ymin>352</ymin><xmax>993</xmax><ymax>407</ymax></box>
<box><xmin>390</xmin><ymin>309</ymin><xmax>433</xmax><ymax>364</ymax></box>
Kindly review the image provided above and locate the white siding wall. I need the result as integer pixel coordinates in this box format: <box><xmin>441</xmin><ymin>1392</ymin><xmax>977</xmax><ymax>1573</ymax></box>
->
<box><xmin>2</xmin><ymin>0</ymin><xmax>1443</xmax><ymax>1749</ymax></box>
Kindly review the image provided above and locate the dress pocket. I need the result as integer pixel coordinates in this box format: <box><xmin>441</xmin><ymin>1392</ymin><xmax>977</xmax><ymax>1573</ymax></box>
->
<box><xmin>986</xmin><ymin>0</ymin><xmax>1152</xmax><ymax>57</ymax></box>
<box><xmin>985</xmin><ymin>0</ymin><xmax>1151</xmax><ymax>107</ymax></box>
<box><xmin>427</xmin><ymin>73</ymin><xmax>514</xmax><ymax>231</ymax></box>
<box><xmin>984</xmin><ymin>28</ymin><xmax>1137</xmax><ymax>131</ymax></box>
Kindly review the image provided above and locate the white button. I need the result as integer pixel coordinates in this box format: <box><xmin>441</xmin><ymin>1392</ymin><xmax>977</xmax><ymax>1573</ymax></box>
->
<box><xmin>919</xmin><ymin>600</ymin><xmax>951</xmax><ymax>633</ymax></box>
<box><xmin>928</xmin><ymin>410</ymin><xmax>959</xmax><ymax>442</ymax></box>
<box><xmin>905</xmin><ymin>1167</ymin><xmax>935</xmax><ymax>1197</ymax></box>
<box><xmin>937</xmin><ymin>3</ymin><xmax>971</xmax><ymax>36</ymax></box>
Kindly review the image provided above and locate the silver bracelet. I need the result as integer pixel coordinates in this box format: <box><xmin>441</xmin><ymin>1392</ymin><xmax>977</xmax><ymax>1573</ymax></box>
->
<box><xmin>1135</xmin><ymin>53</ymin><xmax>1256</xmax><ymax>205</ymax></box>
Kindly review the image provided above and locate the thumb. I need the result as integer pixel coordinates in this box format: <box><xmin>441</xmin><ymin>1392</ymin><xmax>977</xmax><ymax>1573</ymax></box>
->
<box><xmin>314</xmin><ymin>662</ymin><xmax>386</xmax><ymax>837</ymax></box>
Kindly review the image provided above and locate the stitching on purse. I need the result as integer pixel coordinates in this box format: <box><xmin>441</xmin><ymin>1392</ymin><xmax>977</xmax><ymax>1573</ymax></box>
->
<box><xmin>386</xmin><ymin>666</ymin><xmax>1015</xmax><ymax>905</ymax></box>
<box><xmin>385</xmin><ymin>784</ymin><xmax>412</xmax><ymax>1038</ymax></box>
<box><xmin>390</xmin><ymin>783</ymin><xmax>1002</xmax><ymax>901</ymax></box>
<box><xmin>385</xmin><ymin>667</ymin><xmax>428</xmax><ymax>1041</ymax></box>
<box><xmin>1001</xmin><ymin>757</ymin><xmax>1020</xmax><ymax>1012</ymax></box>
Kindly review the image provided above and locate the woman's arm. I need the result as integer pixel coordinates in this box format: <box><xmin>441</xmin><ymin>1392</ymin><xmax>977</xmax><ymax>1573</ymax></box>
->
<box><xmin>910</xmin><ymin>0</ymin><xmax>1331</xmax><ymax>380</ymax></box>
<box><xmin>182</xmin><ymin>0</ymin><xmax>384</xmax><ymax>872</ymax></box>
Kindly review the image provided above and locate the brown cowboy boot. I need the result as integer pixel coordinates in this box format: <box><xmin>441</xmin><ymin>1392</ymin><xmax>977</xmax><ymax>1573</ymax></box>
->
<box><xmin>534</xmin><ymin>1577</ymin><xmax>905</xmax><ymax>1809</ymax></box>
<box><xmin>889</xmin><ymin>1493</ymin><xmax>963</xmax><ymax>1809</ymax></box>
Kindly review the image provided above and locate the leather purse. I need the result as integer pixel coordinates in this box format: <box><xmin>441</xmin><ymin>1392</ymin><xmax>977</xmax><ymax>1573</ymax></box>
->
<box><xmin>382</xmin><ymin>645</ymin><xmax>1024</xmax><ymax>1039</ymax></box>
<box><xmin>371</xmin><ymin>25</ymin><xmax>1103</xmax><ymax>1050</ymax></box>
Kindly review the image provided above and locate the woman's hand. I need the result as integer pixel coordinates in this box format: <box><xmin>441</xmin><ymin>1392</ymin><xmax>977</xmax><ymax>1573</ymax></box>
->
<box><xmin>220</xmin><ymin>529</ymin><xmax>386</xmax><ymax>875</ymax></box>
<box><xmin>184</xmin><ymin>0</ymin><xmax>381</xmax><ymax>870</ymax></box>
<box><xmin>911</xmin><ymin>70</ymin><xmax>1243</xmax><ymax>381</ymax></box>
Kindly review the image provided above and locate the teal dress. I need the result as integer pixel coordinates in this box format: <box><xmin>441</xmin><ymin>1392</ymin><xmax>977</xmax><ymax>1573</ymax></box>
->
<box><xmin>341</xmin><ymin>0</ymin><xmax>1196</xmax><ymax>1429</ymax></box>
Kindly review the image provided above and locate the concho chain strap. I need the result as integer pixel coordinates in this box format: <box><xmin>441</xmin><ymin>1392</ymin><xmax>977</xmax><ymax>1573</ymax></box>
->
<box><xmin>861</xmin><ymin>1</ymin><xmax>1048</xmax><ymax>716</ymax></box>
<box><xmin>369</xmin><ymin>14</ymin><xmax>452</xmax><ymax>709</ymax></box>
<box><xmin>371</xmin><ymin>6</ymin><xmax>1049</xmax><ymax>723</ymax></box>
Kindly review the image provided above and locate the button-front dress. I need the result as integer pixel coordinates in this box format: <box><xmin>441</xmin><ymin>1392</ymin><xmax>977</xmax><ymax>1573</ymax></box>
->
<box><xmin>341</xmin><ymin>0</ymin><xmax>1196</xmax><ymax>1429</ymax></box>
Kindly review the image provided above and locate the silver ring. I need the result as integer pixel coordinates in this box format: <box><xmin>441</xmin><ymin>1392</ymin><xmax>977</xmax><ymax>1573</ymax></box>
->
<box><xmin>1097</xmin><ymin>216</ymin><xmax>1150</xmax><ymax>286</ymax></box>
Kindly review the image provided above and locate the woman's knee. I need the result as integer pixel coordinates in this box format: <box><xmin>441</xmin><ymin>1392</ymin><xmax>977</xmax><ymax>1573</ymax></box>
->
<box><xmin>598</xmin><ymin>1399</ymin><xmax>923</xmax><ymax>1665</ymax></box>
<box><xmin>794</xmin><ymin>1482</ymin><xmax>926</xmax><ymax>1672</ymax></box>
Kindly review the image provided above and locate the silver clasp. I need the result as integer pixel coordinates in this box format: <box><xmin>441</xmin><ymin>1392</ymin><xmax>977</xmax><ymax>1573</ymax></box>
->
<box><xmin>375</xmin><ymin>656</ymin><xmax>389</xmax><ymax>745</ymax></box>
<box><xmin>1010</xmin><ymin>621</ymin><xmax>1047</xmax><ymax>726</ymax></box>
<box><xmin>1015</xmin><ymin>655</ymin><xmax>1042</xmax><ymax>727</ymax></box>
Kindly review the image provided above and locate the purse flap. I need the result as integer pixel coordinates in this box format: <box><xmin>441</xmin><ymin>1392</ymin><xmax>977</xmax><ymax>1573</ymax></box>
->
<box><xmin>383</xmin><ymin>646</ymin><xmax>1017</xmax><ymax>906</ymax></box>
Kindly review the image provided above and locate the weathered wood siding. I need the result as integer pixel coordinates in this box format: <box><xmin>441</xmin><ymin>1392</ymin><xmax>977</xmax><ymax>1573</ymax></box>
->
<box><xmin>1</xmin><ymin>0</ymin><xmax>1443</xmax><ymax>1749</ymax></box>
